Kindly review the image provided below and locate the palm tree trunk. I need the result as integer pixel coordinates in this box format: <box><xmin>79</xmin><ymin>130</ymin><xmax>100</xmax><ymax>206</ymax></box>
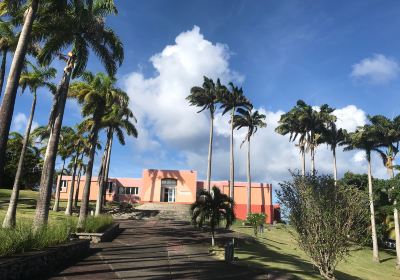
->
<box><xmin>103</xmin><ymin>130</ymin><xmax>113</xmax><ymax>206</ymax></box>
<box><xmin>301</xmin><ymin>146</ymin><xmax>305</xmax><ymax>176</ymax></box>
<box><xmin>387</xmin><ymin>167</ymin><xmax>400</xmax><ymax>269</ymax></box>
<box><xmin>367</xmin><ymin>154</ymin><xmax>380</xmax><ymax>263</ymax></box>
<box><xmin>2</xmin><ymin>90</ymin><xmax>37</xmax><ymax>228</ymax></box>
<box><xmin>77</xmin><ymin>117</ymin><xmax>101</xmax><ymax>230</ymax></box>
<box><xmin>229</xmin><ymin>110</ymin><xmax>235</xmax><ymax>199</ymax></box>
<box><xmin>311</xmin><ymin>147</ymin><xmax>316</xmax><ymax>175</ymax></box>
<box><xmin>53</xmin><ymin>159</ymin><xmax>65</xmax><ymax>212</ymax></box>
<box><xmin>74</xmin><ymin>164</ymin><xmax>83</xmax><ymax>209</ymax></box>
<box><xmin>333</xmin><ymin>147</ymin><xmax>337</xmax><ymax>183</ymax></box>
<box><xmin>247</xmin><ymin>138</ymin><xmax>251</xmax><ymax>215</ymax></box>
<box><xmin>95</xmin><ymin>130</ymin><xmax>111</xmax><ymax>216</ymax></box>
<box><xmin>207</xmin><ymin>113</ymin><xmax>214</xmax><ymax>192</ymax></box>
<box><xmin>0</xmin><ymin>48</ymin><xmax>7</xmax><ymax>98</ymax></box>
<box><xmin>0</xmin><ymin>1</ymin><xmax>39</xmax><ymax>186</ymax></box>
<box><xmin>65</xmin><ymin>152</ymin><xmax>79</xmax><ymax>215</ymax></box>
<box><xmin>33</xmin><ymin>55</ymin><xmax>75</xmax><ymax>230</ymax></box>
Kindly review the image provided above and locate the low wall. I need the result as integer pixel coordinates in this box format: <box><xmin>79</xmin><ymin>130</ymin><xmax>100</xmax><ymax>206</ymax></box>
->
<box><xmin>74</xmin><ymin>223</ymin><xmax>120</xmax><ymax>243</ymax></box>
<box><xmin>0</xmin><ymin>240</ymin><xmax>90</xmax><ymax>280</ymax></box>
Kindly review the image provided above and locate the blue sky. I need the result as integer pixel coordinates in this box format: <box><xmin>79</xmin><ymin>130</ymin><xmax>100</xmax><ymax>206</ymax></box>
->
<box><xmin>6</xmin><ymin>0</ymin><xmax>400</xmax><ymax>186</ymax></box>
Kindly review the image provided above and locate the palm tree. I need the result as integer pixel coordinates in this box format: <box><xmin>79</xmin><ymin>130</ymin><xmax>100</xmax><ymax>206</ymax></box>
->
<box><xmin>190</xmin><ymin>186</ymin><xmax>235</xmax><ymax>246</ymax></box>
<box><xmin>69</xmin><ymin>72</ymin><xmax>123</xmax><ymax>229</ymax></box>
<box><xmin>95</xmin><ymin>98</ymin><xmax>137</xmax><ymax>215</ymax></box>
<box><xmin>321</xmin><ymin>122</ymin><xmax>347</xmax><ymax>182</ymax></box>
<box><xmin>32</xmin><ymin>0</ymin><xmax>123</xmax><ymax>230</ymax></box>
<box><xmin>342</xmin><ymin>125</ymin><xmax>380</xmax><ymax>263</ymax></box>
<box><xmin>65</xmin><ymin>130</ymin><xmax>87</xmax><ymax>215</ymax></box>
<box><xmin>74</xmin><ymin>157</ymin><xmax>87</xmax><ymax>209</ymax></box>
<box><xmin>187</xmin><ymin>76</ymin><xmax>222</xmax><ymax>191</ymax></box>
<box><xmin>369</xmin><ymin>115</ymin><xmax>400</xmax><ymax>268</ymax></box>
<box><xmin>2</xmin><ymin>63</ymin><xmax>56</xmax><ymax>228</ymax></box>
<box><xmin>218</xmin><ymin>83</ymin><xmax>252</xmax><ymax>199</ymax></box>
<box><xmin>233</xmin><ymin>108</ymin><xmax>266</xmax><ymax>215</ymax></box>
<box><xmin>0</xmin><ymin>0</ymin><xmax>40</xmax><ymax>186</ymax></box>
<box><xmin>276</xmin><ymin>107</ymin><xmax>308</xmax><ymax>176</ymax></box>
<box><xmin>0</xmin><ymin>19</ymin><xmax>17</xmax><ymax>97</ymax></box>
<box><xmin>53</xmin><ymin>126</ymin><xmax>75</xmax><ymax>212</ymax></box>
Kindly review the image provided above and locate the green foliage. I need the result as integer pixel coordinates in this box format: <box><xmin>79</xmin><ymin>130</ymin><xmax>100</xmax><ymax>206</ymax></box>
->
<box><xmin>277</xmin><ymin>173</ymin><xmax>369</xmax><ymax>280</ymax></box>
<box><xmin>190</xmin><ymin>186</ymin><xmax>235</xmax><ymax>245</ymax></box>
<box><xmin>246</xmin><ymin>213</ymin><xmax>266</xmax><ymax>236</ymax></box>
<box><xmin>4</xmin><ymin>132</ymin><xmax>42</xmax><ymax>188</ymax></box>
<box><xmin>80</xmin><ymin>215</ymin><xmax>113</xmax><ymax>233</ymax></box>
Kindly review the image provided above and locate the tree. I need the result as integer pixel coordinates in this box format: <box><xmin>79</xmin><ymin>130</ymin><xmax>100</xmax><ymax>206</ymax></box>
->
<box><xmin>0</xmin><ymin>0</ymin><xmax>40</xmax><ymax>186</ymax></box>
<box><xmin>74</xmin><ymin>157</ymin><xmax>87</xmax><ymax>209</ymax></box>
<box><xmin>0</xmin><ymin>19</ymin><xmax>17</xmax><ymax>97</ymax></box>
<box><xmin>69</xmin><ymin>72</ymin><xmax>123</xmax><ymax>229</ymax></box>
<box><xmin>95</xmin><ymin>96</ymin><xmax>137</xmax><ymax>215</ymax></box>
<box><xmin>218</xmin><ymin>82</ymin><xmax>252</xmax><ymax>199</ymax></box>
<box><xmin>342</xmin><ymin>125</ymin><xmax>381</xmax><ymax>262</ymax></box>
<box><xmin>190</xmin><ymin>186</ymin><xmax>235</xmax><ymax>246</ymax></box>
<box><xmin>246</xmin><ymin>213</ymin><xmax>266</xmax><ymax>236</ymax></box>
<box><xmin>2</xmin><ymin>63</ymin><xmax>56</xmax><ymax>228</ymax></box>
<box><xmin>187</xmin><ymin>76</ymin><xmax>223</xmax><ymax>191</ymax></box>
<box><xmin>33</xmin><ymin>0</ymin><xmax>123</xmax><ymax>230</ymax></box>
<box><xmin>321</xmin><ymin>122</ymin><xmax>347</xmax><ymax>182</ymax></box>
<box><xmin>277</xmin><ymin>174</ymin><xmax>368</xmax><ymax>280</ymax></box>
<box><xmin>369</xmin><ymin>115</ymin><xmax>400</xmax><ymax>269</ymax></box>
<box><xmin>52</xmin><ymin>126</ymin><xmax>75</xmax><ymax>212</ymax></box>
<box><xmin>233</xmin><ymin>108</ymin><xmax>266</xmax><ymax>215</ymax></box>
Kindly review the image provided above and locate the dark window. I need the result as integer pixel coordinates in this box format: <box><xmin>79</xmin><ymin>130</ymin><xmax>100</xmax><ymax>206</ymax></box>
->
<box><xmin>107</xmin><ymin>182</ymin><xmax>113</xmax><ymax>193</ymax></box>
<box><xmin>161</xmin><ymin>179</ymin><xmax>177</xmax><ymax>186</ymax></box>
<box><xmin>119</xmin><ymin>187</ymin><xmax>139</xmax><ymax>195</ymax></box>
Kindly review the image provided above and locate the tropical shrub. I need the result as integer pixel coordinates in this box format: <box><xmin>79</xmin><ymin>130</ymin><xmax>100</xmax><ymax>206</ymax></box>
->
<box><xmin>246</xmin><ymin>213</ymin><xmax>266</xmax><ymax>236</ymax></box>
<box><xmin>190</xmin><ymin>186</ymin><xmax>235</xmax><ymax>246</ymax></box>
<box><xmin>277</xmin><ymin>173</ymin><xmax>369</xmax><ymax>280</ymax></box>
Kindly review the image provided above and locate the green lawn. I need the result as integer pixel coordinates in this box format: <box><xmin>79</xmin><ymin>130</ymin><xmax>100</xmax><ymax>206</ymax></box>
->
<box><xmin>0</xmin><ymin>188</ymin><xmax>96</xmax><ymax>224</ymax></box>
<box><xmin>232</xmin><ymin>223</ymin><xmax>400</xmax><ymax>280</ymax></box>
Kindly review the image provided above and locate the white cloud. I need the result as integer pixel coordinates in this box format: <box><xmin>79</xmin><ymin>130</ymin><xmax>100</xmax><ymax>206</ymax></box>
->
<box><xmin>351</xmin><ymin>54</ymin><xmax>399</xmax><ymax>84</ymax></box>
<box><xmin>124</xmin><ymin>26</ymin><xmax>389</xmax><ymax>192</ymax></box>
<box><xmin>11</xmin><ymin>113</ymin><xmax>39</xmax><ymax>133</ymax></box>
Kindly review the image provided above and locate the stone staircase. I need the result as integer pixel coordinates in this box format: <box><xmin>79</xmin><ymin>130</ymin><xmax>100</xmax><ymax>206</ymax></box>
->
<box><xmin>136</xmin><ymin>203</ymin><xmax>191</xmax><ymax>221</ymax></box>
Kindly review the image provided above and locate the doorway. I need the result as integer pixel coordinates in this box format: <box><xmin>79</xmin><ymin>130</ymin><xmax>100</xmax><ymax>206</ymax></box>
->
<box><xmin>160</xmin><ymin>178</ymin><xmax>177</xmax><ymax>202</ymax></box>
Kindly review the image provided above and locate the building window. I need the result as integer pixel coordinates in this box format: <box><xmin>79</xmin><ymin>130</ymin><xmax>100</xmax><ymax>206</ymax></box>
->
<box><xmin>107</xmin><ymin>182</ymin><xmax>113</xmax><ymax>193</ymax></box>
<box><xmin>161</xmin><ymin>179</ymin><xmax>177</xmax><ymax>186</ymax></box>
<box><xmin>60</xmin><ymin>180</ymin><xmax>67</xmax><ymax>189</ymax></box>
<box><xmin>119</xmin><ymin>187</ymin><xmax>139</xmax><ymax>195</ymax></box>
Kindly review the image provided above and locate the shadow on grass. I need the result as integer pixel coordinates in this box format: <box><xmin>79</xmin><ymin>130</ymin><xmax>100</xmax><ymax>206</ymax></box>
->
<box><xmin>235</xmin><ymin>236</ymin><xmax>363</xmax><ymax>280</ymax></box>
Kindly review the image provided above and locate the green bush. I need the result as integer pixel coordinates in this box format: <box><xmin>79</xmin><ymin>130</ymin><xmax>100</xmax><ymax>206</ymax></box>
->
<box><xmin>246</xmin><ymin>213</ymin><xmax>266</xmax><ymax>236</ymax></box>
<box><xmin>0</xmin><ymin>221</ymin><xmax>73</xmax><ymax>257</ymax></box>
<box><xmin>82</xmin><ymin>215</ymin><xmax>113</xmax><ymax>233</ymax></box>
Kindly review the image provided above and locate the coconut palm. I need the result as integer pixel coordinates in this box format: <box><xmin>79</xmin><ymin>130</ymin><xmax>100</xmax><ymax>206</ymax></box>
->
<box><xmin>233</xmin><ymin>108</ymin><xmax>266</xmax><ymax>215</ymax></box>
<box><xmin>0</xmin><ymin>0</ymin><xmax>40</xmax><ymax>186</ymax></box>
<box><xmin>369</xmin><ymin>115</ymin><xmax>400</xmax><ymax>268</ymax></box>
<box><xmin>187</xmin><ymin>76</ymin><xmax>223</xmax><ymax>191</ymax></box>
<box><xmin>95</xmin><ymin>98</ymin><xmax>137</xmax><ymax>215</ymax></box>
<box><xmin>73</xmin><ymin>158</ymin><xmax>87</xmax><ymax>209</ymax></box>
<box><xmin>190</xmin><ymin>186</ymin><xmax>235</xmax><ymax>246</ymax></box>
<box><xmin>218</xmin><ymin>83</ymin><xmax>252</xmax><ymax>199</ymax></box>
<box><xmin>0</xmin><ymin>19</ymin><xmax>18</xmax><ymax>97</ymax></box>
<box><xmin>69</xmin><ymin>72</ymin><xmax>123</xmax><ymax>229</ymax></box>
<box><xmin>276</xmin><ymin>107</ymin><xmax>308</xmax><ymax>176</ymax></box>
<box><xmin>53</xmin><ymin>126</ymin><xmax>75</xmax><ymax>212</ymax></box>
<box><xmin>32</xmin><ymin>0</ymin><xmax>123</xmax><ymax>230</ymax></box>
<box><xmin>342</xmin><ymin>125</ymin><xmax>381</xmax><ymax>262</ymax></box>
<box><xmin>321</xmin><ymin>122</ymin><xmax>347</xmax><ymax>182</ymax></box>
<box><xmin>2</xmin><ymin>63</ymin><xmax>56</xmax><ymax>228</ymax></box>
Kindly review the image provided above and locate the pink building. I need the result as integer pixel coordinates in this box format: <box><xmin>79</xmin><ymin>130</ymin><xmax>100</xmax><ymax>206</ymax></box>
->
<box><xmin>58</xmin><ymin>169</ymin><xmax>276</xmax><ymax>223</ymax></box>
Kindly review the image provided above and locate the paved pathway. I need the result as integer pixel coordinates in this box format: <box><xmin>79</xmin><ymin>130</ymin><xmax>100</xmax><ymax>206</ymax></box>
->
<box><xmin>49</xmin><ymin>218</ymin><xmax>270</xmax><ymax>280</ymax></box>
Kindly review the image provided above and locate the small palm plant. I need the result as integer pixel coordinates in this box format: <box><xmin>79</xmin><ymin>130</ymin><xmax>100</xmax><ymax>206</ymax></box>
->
<box><xmin>190</xmin><ymin>186</ymin><xmax>235</xmax><ymax>246</ymax></box>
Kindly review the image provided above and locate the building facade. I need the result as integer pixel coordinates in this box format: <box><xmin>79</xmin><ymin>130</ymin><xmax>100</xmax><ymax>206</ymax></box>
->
<box><xmin>58</xmin><ymin>169</ymin><xmax>276</xmax><ymax>223</ymax></box>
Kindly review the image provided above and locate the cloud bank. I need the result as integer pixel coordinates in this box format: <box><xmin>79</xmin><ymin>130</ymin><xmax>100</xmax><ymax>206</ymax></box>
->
<box><xmin>124</xmin><ymin>26</ymin><xmax>389</xmax><ymax>189</ymax></box>
<box><xmin>351</xmin><ymin>54</ymin><xmax>399</xmax><ymax>84</ymax></box>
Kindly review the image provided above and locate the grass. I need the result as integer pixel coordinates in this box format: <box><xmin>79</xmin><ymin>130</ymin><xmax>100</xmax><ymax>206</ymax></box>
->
<box><xmin>231</xmin><ymin>222</ymin><xmax>400</xmax><ymax>280</ymax></box>
<box><xmin>0</xmin><ymin>188</ymin><xmax>114</xmax><ymax>257</ymax></box>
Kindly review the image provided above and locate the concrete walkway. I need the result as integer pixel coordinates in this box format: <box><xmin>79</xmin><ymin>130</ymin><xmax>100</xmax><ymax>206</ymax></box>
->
<box><xmin>49</xmin><ymin>219</ymin><xmax>270</xmax><ymax>280</ymax></box>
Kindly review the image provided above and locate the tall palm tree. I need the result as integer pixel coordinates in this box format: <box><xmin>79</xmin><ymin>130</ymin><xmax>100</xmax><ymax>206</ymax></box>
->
<box><xmin>187</xmin><ymin>76</ymin><xmax>222</xmax><ymax>191</ymax></box>
<box><xmin>233</xmin><ymin>108</ymin><xmax>266</xmax><ymax>215</ymax></box>
<box><xmin>321</xmin><ymin>122</ymin><xmax>347</xmax><ymax>182</ymax></box>
<box><xmin>2</xmin><ymin>63</ymin><xmax>56</xmax><ymax>228</ymax></box>
<box><xmin>69</xmin><ymin>72</ymin><xmax>122</xmax><ymax>229</ymax></box>
<box><xmin>74</xmin><ymin>156</ymin><xmax>87</xmax><ymax>209</ymax></box>
<box><xmin>95</xmin><ymin>98</ymin><xmax>137</xmax><ymax>215</ymax></box>
<box><xmin>33</xmin><ymin>0</ymin><xmax>123</xmax><ymax>230</ymax></box>
<box><xmin>0</xmin><ymin>0</ymin><xmax>40</xmax><ymax>186</ymax></box>
<box><xmin>53</xmin><ymin>126</ymin><xmax>74</xmax><ymax>212</ymax></box>
<box><xmin>218</xmin><ymin>83</ymin><xmax>252</xmax><ymax>199</ymax></box>
<box><xmin>342</xmin><ymin>125</ymin><xmax>380</xmax><ymax>263</ymax></box>
<box><xmin>276</xmin><ymin>107</ymin><xmax>308</xmax><ymax>176</ymax></box>
<box><xmin>0</xmin><ymin>19</ymin><xmax>18</xmax><ymax>98</ymax></box>
<box><xmin>369</xmin><ymin>115</ymin><xmax>400</xmax><ymax>268</ymax></box>
<box><xmin>190</xmin><ymin>186</ymin><xmax>235</xmax><ymax>246</ymax></box>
